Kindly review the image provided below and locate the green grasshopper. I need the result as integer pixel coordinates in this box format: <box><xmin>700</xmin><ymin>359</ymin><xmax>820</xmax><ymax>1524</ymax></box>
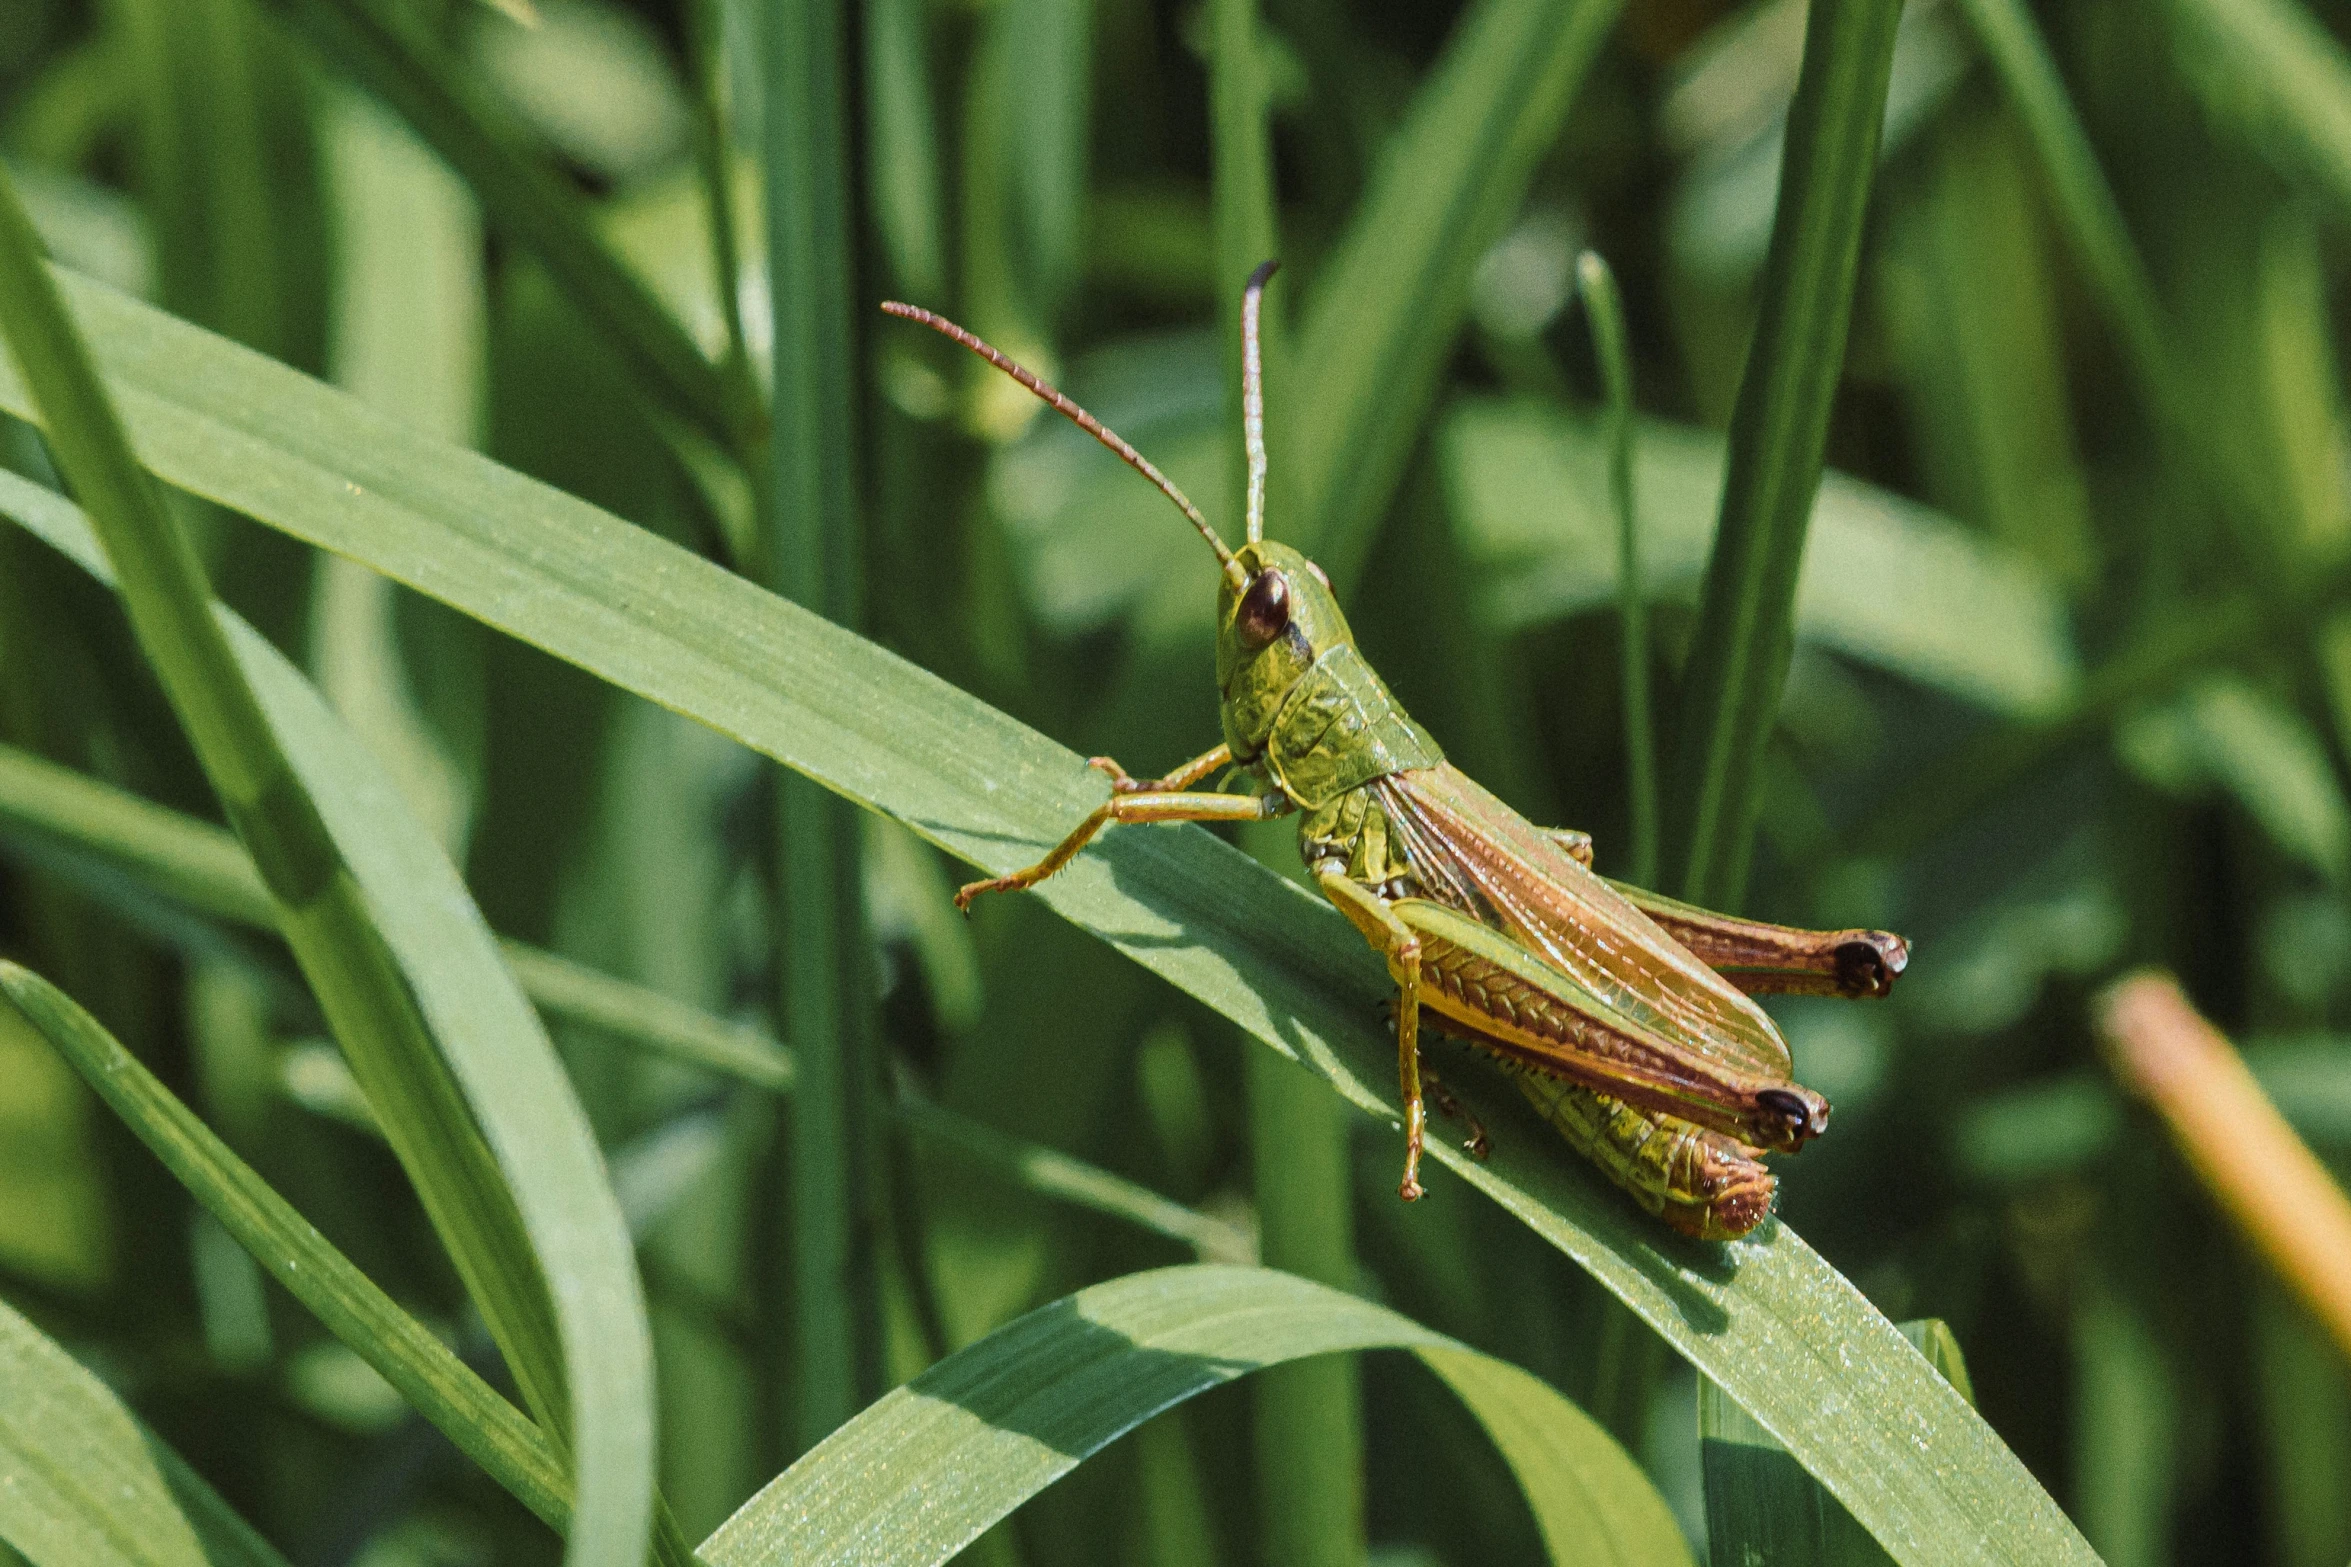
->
<box><xmin>884</xmin><ymin>263</ymin><xmax>1907</xmax><ymax>1239</ymax></box>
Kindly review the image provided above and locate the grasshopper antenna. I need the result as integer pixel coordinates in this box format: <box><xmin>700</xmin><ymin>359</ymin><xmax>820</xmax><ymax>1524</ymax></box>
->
<box><xmin>881</xmin><ymin>301</ymin><xmax>1249</xmax><ymax>590</ymax></box>
<box><xmin>1241</xmin><ymin>259</ymin><xmax>1277</xmax><ymax>544</ymax></box>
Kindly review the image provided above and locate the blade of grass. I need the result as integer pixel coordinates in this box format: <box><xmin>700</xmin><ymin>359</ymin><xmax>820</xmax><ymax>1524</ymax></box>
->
<box><xmin>0</xmin><ymin>1290</ymin><xmax>296</xmax><ymax>1567</ymax></box>
<box><xmin>684</xmin><ymin>0</ymin><xmax>754</xmax><ymax>399</ymax></box>
<box><xmin>1700</xmin><ymin>1320</ymin><xmax>1976</xmax><ymax>1567</ymax></box>
<box><xmin>0</xmin><ymin>194</ymin><xmax>656</xmax><ymax>1567</ymax></box>
<box><xmin>765</xmin><ymin>0</ymin><xmax>882</xmax><ymax>1453</ymax></box>
<box><xmin>1213</xmin><ymin>5</ymin><xmax>1364</xmax><ymax>1564</ymax></box>
<box><xmin>1285</xmin><ymin>0</ymin><xmax>1622</xmax><ymax>594</ymax></box>
<box><xmin>259</xmin><ymin>0</ymin><xmax>750</xmax><ymax>455</ymax></box>
<box><xmin>1663</xmin><ymin>0</ymin><xmax>1904</xmax><ymax>909</ymax></box>
<box><xmin>0</xmin><ymin>728</ymin><xmax>1251</xmax><ymax>1260</ymax></box>
<box><xmin>1574</xmin><ymin>251</ymin><xmax>1655</xmax><ymax>889</ymax></box>
<box><xmin>0</xmin><ymin>267</ymin><xmax>2097</xmax><ymax>1565</ymax></box>
<box><xmin>0</xmin><ymin>961</ymin><xmax>574</xmax><ymax>1534</ymax></box>
<box><xmin>698</xmin><ymin>1265</ymin><xmax>1692</xmax><ymax>1567</ymax></box>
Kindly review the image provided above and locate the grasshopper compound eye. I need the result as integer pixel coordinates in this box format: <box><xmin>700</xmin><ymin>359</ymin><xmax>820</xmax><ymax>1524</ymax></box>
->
<box><xmin>1237</xmin><ymin>569</ymin><xmax>1292</xmax><ymax>649</ymax></box>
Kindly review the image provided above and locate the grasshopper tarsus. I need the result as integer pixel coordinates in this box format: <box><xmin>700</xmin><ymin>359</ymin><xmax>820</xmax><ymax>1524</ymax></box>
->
<box><xmin>1425</xmin><ymin>1071</ymin><xmax>1491</xmax><ymax>1160</ymax></box>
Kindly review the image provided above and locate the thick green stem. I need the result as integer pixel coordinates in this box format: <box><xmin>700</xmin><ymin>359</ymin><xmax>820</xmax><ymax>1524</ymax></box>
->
<box><xmin>1663</xmin><ymin>0</ymin><xmax>1904</xmax><ymax>909</ymax></box>
<box><xmin>765</xmin><ymin>0</ymin><xmax>881</xmax><ymax>1455</ymax></box>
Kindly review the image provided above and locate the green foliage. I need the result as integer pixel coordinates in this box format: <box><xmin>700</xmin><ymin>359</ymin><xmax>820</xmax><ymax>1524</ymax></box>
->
<box><xmin>3</xmin><ymin>0</ymin><xmax>2350</xmax><ymax>1562</ymax></box>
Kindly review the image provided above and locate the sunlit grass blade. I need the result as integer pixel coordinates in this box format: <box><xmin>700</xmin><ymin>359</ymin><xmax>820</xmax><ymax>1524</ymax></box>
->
<box><xmin>696</xmin><ymin>1265</ymin><xmax>1691</xmax><ymax>1567</ymax></box>
<box><xmin>0</xmin><ymin>962</ymin><xmax>573</xmax><ymax>1533</ymax></box>
<box><xmin>1286</xmin><ymin>0</ymin><xmax>1621</xmax><ymax>593</ymax></box>
<box><xmin>259</xmin><ymin>0</ymin><xmax>748</xmax><ymax>453</ymax></box>
<box><xmin>765</xmin><ymin>0</ymin><xmax>882</xmax><ymax>1451</ymax></box>
<box><xmin>0</xmin><ymin>206</ymin><xmax>655</xmax><ymax>1567</ymax></box>
<box><xmin>0</xmin><ymin>1290</ymin><xmax>296</xmax><ymax>1567</ymax></box>
<box><xmin>0</xmin><ymin>265</ymin><xmax>2096</xmax><ymax>1565</ymax></box>
<box><xmin>1701</xmin><ymin>1320</ymin><xmax>1975</xmax><ymax>1567</ymax></box>
<box><xmin>1663</xmin><ymin>0</ymin><xmax>1904</xmax><ymax>909</ymax></box>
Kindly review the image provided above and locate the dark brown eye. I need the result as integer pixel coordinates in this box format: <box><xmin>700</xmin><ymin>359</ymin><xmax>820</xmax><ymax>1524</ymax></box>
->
<box><xmin>1236</xmin><ymin>569</ymin><xmax>1292</xmax><ymax>649</ymax></box>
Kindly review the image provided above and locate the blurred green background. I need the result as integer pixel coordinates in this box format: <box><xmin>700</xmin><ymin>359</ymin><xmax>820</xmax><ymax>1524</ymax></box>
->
<box><xmin>2</xmin><ymin>0</ymin><xmax>2350</xmax><ymax>1562</ymax></box>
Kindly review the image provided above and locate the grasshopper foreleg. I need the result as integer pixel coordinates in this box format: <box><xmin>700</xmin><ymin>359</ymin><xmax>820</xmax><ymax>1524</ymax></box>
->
<box><xmin>1318</xmin><ymin>869</ymin><xmax>1433</xmax><ymax>1200</ymax></box>
<box><xmin>1423</xmin><ymin>1069</ymin><xmax>1490</xmax><ymax>1160</ymax></box>
<box><xmin>956</xmin><ymin>766</ymin><xmax>1283</xmax><ymax>910</ymax></box>
<box><xmin>1090</xmin><ymin>744</ymin><xmax>1233</xmax><ymax>795</ymax></box>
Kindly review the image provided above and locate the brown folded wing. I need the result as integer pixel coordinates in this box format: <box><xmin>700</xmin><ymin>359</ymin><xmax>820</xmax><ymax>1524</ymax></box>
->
<box><xmin>1373</xmin><ymin>762</ymin><xmax>1795</xmax><ymax>1088</ymax></box>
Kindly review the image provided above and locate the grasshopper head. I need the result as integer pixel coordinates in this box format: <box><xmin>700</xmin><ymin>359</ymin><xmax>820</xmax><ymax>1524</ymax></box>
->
<box><xmin>1215</xmin><ymin>539</ymin><xmax>1353</xmax><ymax>759</ymax></box>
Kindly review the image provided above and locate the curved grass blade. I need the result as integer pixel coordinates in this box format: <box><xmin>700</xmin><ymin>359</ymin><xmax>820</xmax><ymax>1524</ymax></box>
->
<box><xmin>0</xmin><ymin>267</ymin><xmax>2095</xmax><ymax>1565</ymax></box>
<box><xmin>0</xmin><ymin>728</ymin><xmax>1247</xmax><ymax>1262</ymax></box>
<box><xmin>258</xmin><ymin>0</ymin><xmax>748</xmax><ymax>454</ymax></box>
<box><xmin>697</xmin><ymin>1265</ymin><xmax>1690</xmax><ymax>1567</ymax></box>
<box><xmin>0</xmin><ymin>1291</ymin><xmax>295</xmax><ymax>1567</ymax></box>
<box><xmin>0</xmin><ymin>962</ymin><xmax>573</xmax><ymax>1534</ymax></box>
<box><xmin>1663</xmin><ymin>0</ymin><xmax>1904</xmax><ymax>909</ymax></box>
<box><xmin>0</xmin><ymin>216</ymin><xmax>656</xmax><ymax>1567</ymax></box>
<box><xmin>2162</xmin><ymin>0</ymin><xmax>2351</xmax><ymax>239</ymax></box>
<box><xmin>1286</xmin><ymin>0</ymin><xmax>1622</xmax><ymax>593</ymax></box>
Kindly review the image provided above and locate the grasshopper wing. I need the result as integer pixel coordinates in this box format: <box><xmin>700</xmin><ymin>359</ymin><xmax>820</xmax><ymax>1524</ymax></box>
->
<box><xmin>1372</xmin><ymin>762</ymin><xmax>1816</xmax><ymax>1124</ymax></box>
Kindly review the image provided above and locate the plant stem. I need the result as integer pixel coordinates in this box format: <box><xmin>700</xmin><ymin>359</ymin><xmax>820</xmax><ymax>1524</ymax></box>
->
<box><xmin>1663</xmin><ymin>0</ymin><xmax>1904</xmax><ymax>909</ymax></box>
<box><xmin>765</xmin><ymin>0</ymin><xmax>881</xmax><ymax>1457</ymax></box>
<box><xmin>1575</xmin><ymin>251</ymin><xmax>1654</xmax><ymax>888</ymax></box>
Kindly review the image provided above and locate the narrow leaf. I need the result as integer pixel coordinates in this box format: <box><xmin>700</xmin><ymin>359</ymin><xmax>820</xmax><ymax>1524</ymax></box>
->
<box><xmin>0</xmin><ymin>232</ymin><xmax>656</xmax><ymax>1567</ymax></box>
<box><xmin>0</xmin><ymin>1291</ymin><xmax>294</xmax><ymax>1567</ymax></box>
<box><xmin>697</xmin><ymin>1266</ymin><xmax>1689</xmax><ymax>1567</ymax></box>
<box><xmin>0</xmin><ymin>963</ymin><xmax>573</xmax><ymax>1533</ymax></box>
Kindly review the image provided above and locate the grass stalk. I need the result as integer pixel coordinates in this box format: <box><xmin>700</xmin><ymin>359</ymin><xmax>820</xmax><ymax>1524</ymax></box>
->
<box><xmin>1662</xmin><ymin>0</ymin><xmax>1904</xmax><ymax>909</ymax></box>
<box><xmin>1574</xmin><ymin>251</ymin><xmax>1654</xmax><ymax>888</ymax></box>
<box><xmin>765</xmin><ymin>0</ymin><xmax>881</xmax><ymax>1453</ymax></box>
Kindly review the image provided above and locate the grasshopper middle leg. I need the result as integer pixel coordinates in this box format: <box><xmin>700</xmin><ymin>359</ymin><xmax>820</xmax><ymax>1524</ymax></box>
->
<box><xmin>1317</xmin><ymin>868</ymin><xmax>1434</xmax><ymax>1200</ymax></box>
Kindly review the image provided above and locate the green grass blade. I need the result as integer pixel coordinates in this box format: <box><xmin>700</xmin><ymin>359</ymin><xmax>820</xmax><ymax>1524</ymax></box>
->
<box><xmin>0</xmin><ymin>267</ymin><xmax>2096</xmax><ymax>1566</ymax></box>
<box><xmin>0</xmin><ymin>729</ymin><xmax>1251</xmax><ymax>1260</ymax></box>
<box><xmin>1663</xmin><ymin>0</ymin><xmax>1904</xmax><ymax>909</ymax></box>
<box><xmin>1574</xmin><ymin>251</ymin><xmax>1656</xmax><ymax>888</ymax></box>
<box><xmin>260</xmin><ymin>0</ymin><xmax>747</xmax><ymax>453</ymax></box>
<box><xmin>764</xmin><ymin>0</ymin><xmax>882</xmax><ymax>1451</ymax></box>
<box><xmin>1286</xmin><ymin>0</ymin><xmax>1622</xmax><ymax>593</ymax></box>
<box><xmin>0</xmin><ymin>212</ymin><xmax>655</xmax><ymax>1567</ymax></box>
<box><xmin>1701</xmin><ymin>1320</ymin><xmax>1977</xmax><ymax>1567</ymax></box>
<box><xmin>0</xmin><ymin>1291</ymin><xmax>295</xmax><ymax>1567</ymax></box>
<box><xmin>696</xmin><ymin>1266</ymin><xmax>1690</xmax><ymax>1567</ymax></box>
<box><xmin>0</xmin><ymin>963</ymin><xmax>573</xmax><ymax>1534</ymax></box>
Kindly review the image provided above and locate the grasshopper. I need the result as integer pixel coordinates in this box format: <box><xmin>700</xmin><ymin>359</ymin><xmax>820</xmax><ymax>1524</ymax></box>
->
<box><xmin>885</xmin><ymin>263</ymin><xmax>1907</xmax><ymax>1239</ymax></box>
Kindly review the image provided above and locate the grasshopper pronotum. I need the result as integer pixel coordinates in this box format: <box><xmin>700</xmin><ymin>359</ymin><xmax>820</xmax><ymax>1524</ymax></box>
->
<box><xmin>886</xmin><ymin>262</ymin><xmax>1908</xmax><ymax>1239</ymax></box>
